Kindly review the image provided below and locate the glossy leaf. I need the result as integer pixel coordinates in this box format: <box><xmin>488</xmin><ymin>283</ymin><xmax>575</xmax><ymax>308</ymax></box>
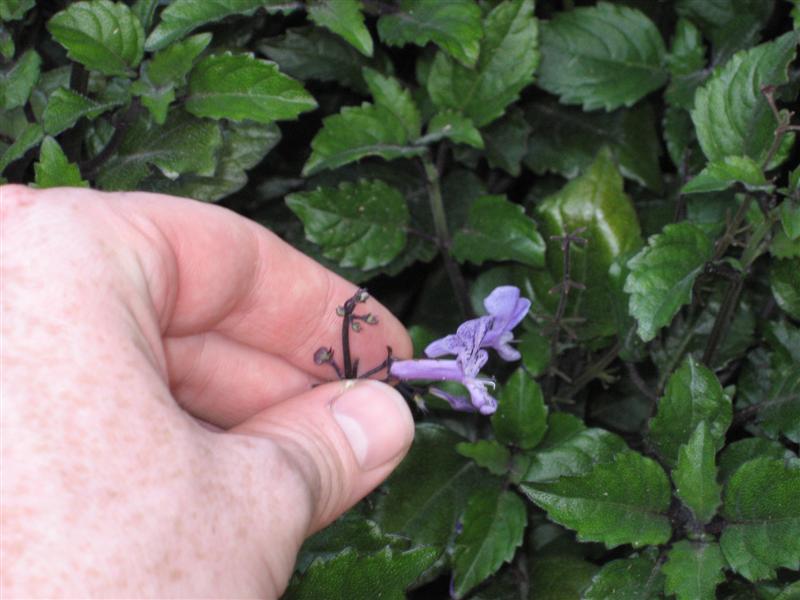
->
<box><xmin>303</xmin><ymin>103</ymin><xmax>424</xmax><ymax>175</ymax></box>
<box><xmin>666</xmin><ymin>18</ymin><xmax>707</xmax><ymax>110</ymax></box>
<box><xmin>682</xmin><ymin>155</ymin><xmax>772</xmax><ymax>194</ymax></box>
<box><xmin>717</xmin><ymin>437</ymin><xmax>791</xmax><ymax>484</ymax></box>
<box><xmin>452</xmin><ymin>488</ymin><xmax>527</xmax><ymax>598</ymax></box>
<box><xmin>483</xmin><ymin>107</ymin><xmax>530</xmax><ymax>177</ymax></box>
<box><xmin>536</xmin><ymin>148</ymin><xmax>643</xmax><ymax>340</ymax></box>
<box><xmin>426</xmin><ymin>0</ymin><xmax>538</xmax><ymax>127</ymax></box>
<box><xmin>625</xmin><ymin>222</ymin><xmax>714</xmax><ymax>342</ymax></box>
<box><xmin>583</xmin><ymin>551</ymin><xmax>665</xmax><ymax>600</ymax></box>
<box><xmin>524</xmin><ymin>98</ymin><xmax>663</xmax><ymax>191</ymax></box>
<box><xmin>0</xmin><ymin>0</ymin><xmax>34</xmax><ymax>21</ymax></box>
<box><xmin>363</xmin><ymin>68</ymin><xmax>420</xmax><ymax>140</ymax></box>
<box><xmin>691</xmin><ymin>32</ymin><xmax>798</xmax><ymax>165</ymax></box>
<box><xmin>662</xmin><ymin>541</ymin><xmax>726</xmax><ymax>600</ymax></box>
<box><xmin>285</xmin><ymin>179</ymin><xmax>409</xmax><ymax>270</ymax></box>
<box><xmin>456</xmin><ymin>440</ymin><xmax>511</xmax><ymax>476</ymax></box>
<box><xmin>0</xmin><ymin>121</ymin><xmax>42</xmax><ymax>174</ymax></box>
<box><xmin>145</xmin><ymin>0</ymin><xmax>283</xmax><ymax>51</ymax></box>
<box><xmin>520</xmin><ymin>451</ymin><xmax>672</xmax><ymax>548</ymax></box>
<box><xmin>308</xmin><ymin>0</ymin><xmax>372</xmax><ymax>57</ymax></box>
<box><xmin>672</xmin><ymin>422</ymin><xmax>722</xmax><ymax>524</ymax></box>
<box><xmin>0</xmin><ymin>49</ymin><xmax>40</xmax><ymax>110</ymax></box>
<box><xmin>537</xmin><ymin>2</ymin><xmax>667</xmax><ymax>111</ymax></box>
<box><xmin>186</xmin><ymin>52</ymin><xmax>316</xmax><ymax>124</ymax></box>
<box><xmin>97</xmin><ymin>111</ymin><xmax>222</xmax><ymax>190</ymax></box>
<box><xmin>676</xmin><ymin>0</ymin><xmax>775</xmax><ymax>62</ymax></box>
<box><xmin>284</xmin><ymin>546</ymin><xmax>438</xmax><ymax>600</ymax></box>
<box><xmin>422</xmin><ymin>111</ymin><xmax>483</xmax><ymax>149</ymax></box>
<box><xmin>491</xmin><ymin>369</ymin><xmax>547</xmax><ymax>450</ymax></box>
<box><xmin>528</xmin><ymin>555</ymin><xmax>598</xmax><ymax>600</ymax></box>
<box><xmin>519</xmin><ymin>329</ymin><xmax>550</xmax><ymax>378</ymax></box>
<box><xmin>373</xmin><ymin>424</ymin><xmax>488</xmax><ymax>549</ymax></box>
<box><xmin>649</xmin><ymin>356</ymin><xmax>731</xmax><ymax>466</ymax></box>
<box><xmin>43</xmin><ymin>87</ymin><xmax>125</xmax><ymax>135</ymax></box>
<box><xmin>376</xmin><ymin>0</ymin><xmax>482</xmax><ymax>67</ymax></box>
<box><xmin>771</xmin><ymin>258</ymin><xmax>800</xmax><ymax>320</ymax></box>
<box><xmin>47</xmin><ymin>0</ymin><xmax>145</xmax><ymax>76</ymax></box>
<box><xmin>33</xmin><ymin>136</ymin><xmax>88</xmax><ymax>188</ymax></box>
<box><xmin>451</xmin><ymin>195</ymin><xmax>546</xmax><ymax>268</ymax></box>
<box><xmin>720</xmin><ymin>457</ymin><xmax>800</xmax><ymax>581</ymax></box>
<box><xmin>140</xmin><ymin>120</ymin><xmax>280</xmax><ymax>202</ymax></box>
<box><xmin>519</xmin><ymin>427</ymin><xmax>627</xmax><ymax>484</ymax></box>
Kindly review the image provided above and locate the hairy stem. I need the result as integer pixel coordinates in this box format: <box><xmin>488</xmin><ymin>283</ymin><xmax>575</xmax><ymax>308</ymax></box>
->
<box><xmin>421</xmin><ymin>152</ymin><xmax>471</xmax><ymax>319</ymax></box>
<box><xmin>561</xmin><ymin>340</ymin><xmax>621</xmax><ymax>399</ymax></box>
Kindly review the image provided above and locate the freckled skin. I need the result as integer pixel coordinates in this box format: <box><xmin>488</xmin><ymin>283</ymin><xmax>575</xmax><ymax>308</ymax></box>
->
<box><xmin>1</xmin><ymin>186</ymin><xmax>414</xmax><ymax>598</ymax></box>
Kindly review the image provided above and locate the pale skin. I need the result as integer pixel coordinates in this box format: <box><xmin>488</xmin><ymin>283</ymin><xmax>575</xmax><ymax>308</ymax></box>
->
<box><xmin>0</xmin><ymin>185</ymin><xmax>415</xmax><ymax>598</ymax></box>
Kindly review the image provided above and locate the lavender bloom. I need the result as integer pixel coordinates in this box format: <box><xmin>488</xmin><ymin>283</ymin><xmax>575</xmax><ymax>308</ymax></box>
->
<box><xmin>389</xmin><ymin>286</ymin><xmax>529</xmax><ymax>414</ymax></box>
<box><xmin>424</xmin><ymin>286</ymin><xmax>530</xmax><ymax>361</ymax></box>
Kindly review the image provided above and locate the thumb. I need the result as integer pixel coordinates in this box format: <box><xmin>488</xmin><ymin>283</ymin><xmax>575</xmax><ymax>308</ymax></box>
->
<box><xmin>230</xmin><ymin>378</ymin><xmax>415</xmax><ymax>536</ymax></box>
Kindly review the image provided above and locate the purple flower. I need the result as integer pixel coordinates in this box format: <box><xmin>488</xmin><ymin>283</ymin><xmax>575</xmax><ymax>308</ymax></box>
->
<box><xmin>389</xmin><ymin>286</ymin><xmax>529</xmax><ymax>415</ymax></box>
<box><xmin>424</xmin><ymin>286</ymin><xmax>530</xmax><ymax>361</ymax></box>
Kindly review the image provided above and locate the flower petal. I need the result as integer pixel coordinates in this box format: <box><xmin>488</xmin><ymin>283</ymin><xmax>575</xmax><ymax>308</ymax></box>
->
<box><xmin>429</xmin><ymin>387</ymin><xmax>477</xmax><ymax>412</ymax></box>
<box><xmin>389</xmin><ymin>359</ymin><xmax>462</xmax><ymax>381</ymax></box>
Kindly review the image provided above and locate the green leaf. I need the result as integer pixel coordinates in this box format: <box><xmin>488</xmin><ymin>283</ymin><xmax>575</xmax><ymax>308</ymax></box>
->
<box><xmin>303</xmin><ymin>103</ymin><xmax>424</xmax><ymax>176</ymax></box>
<box><xmin>296</xmin><ymin>513</ymin><xmax>410</xmax><ymax>573</ymax></box>
<box><xmin>376</xmin><ymin>0</ymin><xmax>482</xmax><ymax>67</ymax></box>
<box><xmin>717</xmin><ymin>437</ymin><xmax>791</xmax><ymax>483</ymax></box>
<box><xmin>519</xmin><ymin>328</ymin><xmax>550</xmax><ymax>378</ymax></box>
<box><xmin>0</xmin><ymin>24</ymin><xmax>13</xmax><ymax>60</ymax></box>
<box><xmin>720</xmin><ymin>457</ymin><xmax>800</xmax><ymax>581</ymax></box>
<box><xmin>47</xmin><ymin>0</ymin><xmax>145</xmax><ymax>76</ymax></box>
<box><xmin>0</xmin><ymin>0</ymin><xmax>34</xmax><ymax>21</ymax></box>
<box><xmin>528</xmin><ymin>555</ymin><xmax>598</xmax><ymax>600</ymax></box>
<box><xmin>452</xmin><ymin>487</ymin><xmax>527</xmax><ymax>598</ymax></box>
<box><xmin>672</xmin><ymin>422</ymin><xmax>722</xmax><ymax>524</ymax></box>
<box><xmin>258</xmin><ymin>27</ymin><xmax>383</xmax><ymax>93</ymax></box>
<box><xmin>426</xmin><ymin>0</ymin><xmax>538</xmax><ymax>127</ymax></box>
<box><xmin>737</xmin><ymin>344</ymin><xmax>800</xmax><ymax>444</ymax></box>
<box><xmin>145</xmin><ymin>0</ymin><xmax>284</xmax><ymax>51</ymax></box>
<box><xmin>307</xmin><ymin>0</ymin><xmax>372</xmax><ymax>57</ymax></box>
<box><xmin>421</xmin><ymin>111</ymin><xmax>483</xmax><ymax>149</ymax></box>
<box><xmin>771</xmin><ymin>258</ymin><xmax>800</xmax><ymax>320</ymax></box>
<box><xmin>456</xmin><ymin>440</ymin><xmax>511</xmax><ymax>476</ymax></box>
<box><xmin>285</xmin><ymin>179</ymin><xmax>409</xmax><ymax>270</ymax></box>
<box><xmin>97</xmin><ymin>110</ymin><xmax>222</xmax><ymax>190</ymax></box>
<box><xmin>0</xmin><ymin>49</ymin><xmax>40</xmax><ymax>110</ymax></box>
<box><xmin>683</xmin><ymin>156</ymin><xmax>773</xmax><ymax>194</ymax></box>
<box><xmin>43</xmin><ymin>87</ymin><xmax>125</xmax><ymax>136</ymax></box>
<box><xmin>284</xmin><ymin>546</ymin><xmax>438</xmax><ymax>600</ymax></box>
<box><xmin>185</xmin><ymin>52</ymin><xmax>316</xmax><ymax>124</ymax></box>
<box><xmin>131</xmin><ymin>0</ymin><xmax>159</xmax><ymax>31</ymax></box>
<box><xmin>519</xmin><ymin>427</ymin><xmax>627</xmax><ymax>484</ymax></box>
<box><xmin>524</xmin><ymin>99</ymin><xmax>663</xmax><ymax>192</ymax></box>
<box><xmin>520</xmin><ymin>451</ymin><xmax>672</xmax><ymax>548</ymax></box>
<box><xmin>139</xmin><ymin>119</ymin><xmax>280</xmax><ymax>202</ymax></box>
<box><xmin>0</xmin><ymin>121</ymin><xmax>42</xmax><ymax>174</ymax></box>
<box><xmin>363</xmin><ymin>68</ymin><xmax>420</xmax><ymax>140</ymax></box>
<box><xmin>666</xmin><ymin>18</ymin><xmax>708</xmax><ymax>110</ymax></box>
<box><xmin>482</xmin><ymin>107</ymin><xmax>530</xmax><ymax>177</ymax></box>
<box><xmin>451</xmin><ymin>195</ymin><xmax>546</xmax><ymax>268</ymax></box>
<box><xmin>676</xmin><ymin>0</ymin><xmax>775</xmax><ymax>63</ymax></box>
<box><xmin>691</xmin><ymin>31</ymin><xmax>799</xmax><ymax>165</ymax></box>
<box><xmin>491</xmin><ymin>369</ymin><xmax>547</xmax><ymax>450</ymax></box>
<box><xmin>662</xmin><ymin>541</ymin><xmax>726</xmax><ymax>600</ymax></box>
<box><xmin>33</xmin><ymin>136</ymin><xmax>88</xmax><ymax>188</ymax></box>
<box><xmin>536</xmin><ymin>148</ymin><xmax>643</xmax><ymax>340</ymax></box>
<box><xmin>583</xmin><ymin>551</ymin><xmax>665</xmax><ymax>600</ymax></box>
<box><xmin>537</xmin><ymin>2</ymin><xmax>667</xmax><ymax>111</ymax></box>
<box><xmin>624</xmin><ymin>222</ymin><xmax>714</xmax><ymax>342</ymax></box>
<box><xmin>780</xmin><ymin>201</ymin><xmax>800</xmax><ymax>241</ymax></box>
<box><xmin>373</xmin><ymin>423</ymin><xmax>488</xmax><ymax>549</ymax></box>
<box><xmin>649</xmin><ymin>356</ymin><xmax>731</xmax><ymax>466</ymax></box>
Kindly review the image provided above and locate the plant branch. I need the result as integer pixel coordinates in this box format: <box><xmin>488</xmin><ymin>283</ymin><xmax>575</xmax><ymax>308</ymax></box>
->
<box><xmin>80</xmin><ymin>98</ymin><xmax>142</xmax><ymax>178</ymax></box>
<box><xmin>560</xmin><ymin>340</ymin><xmax>621</xmax><ymax>399</ymax></box>
<box><xmin>421</xmin><ymin>151</ymin><xmax>471</xmax><ymax>320</ymax></box>
<box><xmin>62</xmin><ymin>62</ymin><xmax>89</xmax><ymax>163</ymax></box>
<box><xmin>760</xmin><ymin>85</ymin><xmax>797</xmax><ymax>171</ymax></box>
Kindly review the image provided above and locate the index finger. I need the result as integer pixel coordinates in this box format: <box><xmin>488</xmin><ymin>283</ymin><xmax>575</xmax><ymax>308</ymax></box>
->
<box><xmin>112</xmin><ymin>190</ymin><xmax>412</xmax><ymax>377</ymax></box>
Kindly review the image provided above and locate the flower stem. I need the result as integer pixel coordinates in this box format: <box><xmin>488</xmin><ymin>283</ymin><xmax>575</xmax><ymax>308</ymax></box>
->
<box><xmin>421</xmin><ymin>152</ymin><xmax>471</xmax><ymax>319</ymax></box>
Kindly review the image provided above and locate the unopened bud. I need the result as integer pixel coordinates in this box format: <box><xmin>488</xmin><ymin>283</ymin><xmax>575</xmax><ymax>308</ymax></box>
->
<box><xmin>356</xmin><ymin>289</ymin><xmax>369</xmax><ymax>303</ymax></box>
<box><xmin>351</xmin><ymin>321</ymin><xmax>362</xmax><ymax>332</ymax></box>
<box><xmin>314</xmin><ymin>347</ymin><xmax>333</xmax><ymax>364</ymax></box>
<box><xmin>364</xmin><ymin>313</ymin><xmax>378</xmax><ymax>325</ymax></box>
<box><xmin>336</xmin><ymin>306</ymin><xmax>345</xmax><ymax>317</ymax></box>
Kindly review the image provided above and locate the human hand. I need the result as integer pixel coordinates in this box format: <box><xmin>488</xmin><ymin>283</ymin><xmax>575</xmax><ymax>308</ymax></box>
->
<box><xmin>1</xmin><ymin>185</ymin><xmax>415</xmax><ymax>598</ymax></box>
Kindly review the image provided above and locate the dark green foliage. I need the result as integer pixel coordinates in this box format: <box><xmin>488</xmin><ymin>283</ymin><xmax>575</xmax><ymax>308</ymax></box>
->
<box><xmin>2</xmin><ymin>1</ymin><xmax>799</xmax><ymax>597</ymax></box>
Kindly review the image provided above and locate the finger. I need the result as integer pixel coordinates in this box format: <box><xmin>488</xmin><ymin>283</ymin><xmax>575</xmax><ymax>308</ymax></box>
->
<box><xmin>227</xmin><ymin>379</ymin><xmax>415</xmax><ymax>536</ymax></box>
<box><xmin>108</xmin><ymin>190</ymin><xmax>412</xmax><ymax>376</ymax></box>
<box><xmin>164</xmin><ymin>332</ymin><xmax>319</xmax><ymax>427</ymax></box>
